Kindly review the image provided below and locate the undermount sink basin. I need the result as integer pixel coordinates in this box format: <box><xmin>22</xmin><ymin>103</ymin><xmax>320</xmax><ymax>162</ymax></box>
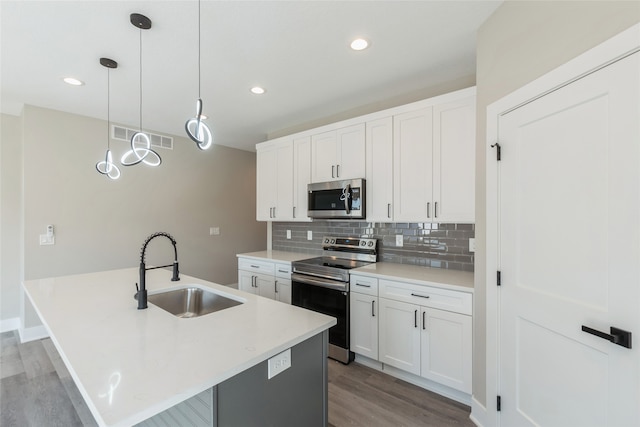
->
<box><xmin>147</xmin><ymin>286</ymin><xmax>244</xmax><ymax>318</ymax></box>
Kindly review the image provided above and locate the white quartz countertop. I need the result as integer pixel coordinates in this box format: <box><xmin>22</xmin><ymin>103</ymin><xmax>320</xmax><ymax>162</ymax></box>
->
<box><xmin>352</xmin><ymin>262</ymin><xmax>474</xmax><ymax>293</ymax></box>
<box><xmin>236</xmin><ymin>250</ymin><xmax>312</xmax><ymax>263</ymax></box>
<box><xmin>22</xmin><ymin>268</ymin><xmax>335</xmax><ymax>427</ymax></box>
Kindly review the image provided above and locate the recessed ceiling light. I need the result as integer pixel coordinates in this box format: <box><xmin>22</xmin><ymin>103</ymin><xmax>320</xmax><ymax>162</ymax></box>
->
<box><xmin>63</xmin><ymin>77</ymin><xmax>84</xmax><ymax>86</ymax></box>
<box><xmin>250</xmin><ymin>87</ymin><xmax>266</xmax><ymax>95</ymax></box>
<box><xmin>350</xmin><ymin>38</ymin><xmax>369</xmax><ymax>51</ymax></box>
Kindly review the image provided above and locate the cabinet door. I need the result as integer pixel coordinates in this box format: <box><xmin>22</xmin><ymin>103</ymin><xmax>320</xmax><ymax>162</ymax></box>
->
<box><xmin>275</xmin><ymin>278</ymin><xmax>292</xmax><ymax>304</ymax></box>
<box><xmin>378</xmin><ymin>298</ymin><xmax>420</xmax><ymax>375</ymax></box>
<box><xmin>393</xmin><ymin>108</ymin><xmax>433</xmax><ymax>222</ymax></box>
<box><xmin>350</xmin><ymin>292</ymin><xmax>378</xmax><ymax>359</ymax></box>
<box><xmin>292</xmin><ymin>136</ymin><xmax>311</xmax><ymax>221</ymax></box>
<box><xmin>238</xmin><ymin>270</ymin><xmax>258</xmax><ymax>295</ymax></box>
<box><xmin>420</xmin><ymin>308</ymin><xmax>472</xmax><ymax>393</ymax></box>
<box><xmin>274</xmin><ymin>142</ymin><xmax>294</xmax><ymax>220</ymax></box>
<box><xmin>311</xmin><ymin>130</ymin><xmax>337</xmax><ymax>182</ymax></box>
<box><xmin>335</xmin><ymin>124</ymin><xmax>365</xmax><ymax>180</ymax></box>
<box><xmin>366</xmin><ymin>117</ymin><xmax>393</xmax><ymax>222</ymax></box>
<box><xmin>256</xmin><ymin>272</ymin><xmax>276</xmax><ymax>300</ymax></box>
<box><xmin>433</xmin><ymin>97</ymin><xmax>475</xmax><ymax>223</ymax></box>
<box><xmin>256</xmin><ymin>147</ymin><xmax>277</xmax><ymax>221</ymax></box>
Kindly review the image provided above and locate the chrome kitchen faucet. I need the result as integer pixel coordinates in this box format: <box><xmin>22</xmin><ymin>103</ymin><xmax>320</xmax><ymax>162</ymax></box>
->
<box><xmin>135</xmin><ymin>232</ymin><xmax>180</xmax><ymax>309</ymax></box>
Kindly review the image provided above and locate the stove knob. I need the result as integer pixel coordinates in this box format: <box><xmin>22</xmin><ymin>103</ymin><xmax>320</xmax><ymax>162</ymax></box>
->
<box><xmin>360</xmin><ymin>241</ymin><xmax>366</xmax><ymax>246</ymax></box>
<box><xmin>330</xmin><ymin>239</ymin><xmax>335</xmax><ymax>244</ymax></box>
<box><xmin>324</xmin><ymin>238</ymin><xmax>330</xmax><ymax>244</ymax></box>
<box><xmin>368</xmin><ymin>241</ymin><xmax>374</xmax><ymax>247</ymax></box>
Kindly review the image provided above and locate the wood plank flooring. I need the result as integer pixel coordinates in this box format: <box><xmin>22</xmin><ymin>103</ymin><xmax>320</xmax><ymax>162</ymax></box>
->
<box><xmin>1</xmin><ymin>331</ymin><xmax>473</xmax><ymax>426</ymax></box>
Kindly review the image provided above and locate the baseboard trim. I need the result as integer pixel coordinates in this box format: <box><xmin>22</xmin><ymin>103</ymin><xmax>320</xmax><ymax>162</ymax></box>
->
<box><xmin>18</xmin><ymin>324</ymin><xmax>49</xmax><ymax>343</ymax></box>
<box><xmin>0</xmin><ymin>317</ymin><xmax>20</xmax><ymax>333</ymax></box>
<box><xmin>470</xmin><ymin>396</ymin><xmax>488</xmax><ymax>427</ymax></box>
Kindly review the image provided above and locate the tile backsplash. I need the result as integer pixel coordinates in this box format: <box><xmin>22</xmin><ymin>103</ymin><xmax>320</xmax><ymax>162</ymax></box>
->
<box><xmin>272</xmin><ymin>221</ymin><xmax>474</xmax><ymax>272</ymax></box>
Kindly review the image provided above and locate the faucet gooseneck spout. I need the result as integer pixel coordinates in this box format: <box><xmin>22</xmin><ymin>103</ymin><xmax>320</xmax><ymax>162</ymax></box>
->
<box><xmin>136</xmin><ymin>232</ymin><xmax>180</xmax><ymax>309</ymax></box>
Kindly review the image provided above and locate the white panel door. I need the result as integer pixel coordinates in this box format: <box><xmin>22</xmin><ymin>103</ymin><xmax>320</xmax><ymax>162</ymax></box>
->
<box><xmin>350</xmin><ymin>292</ymin><xmax>378</xmax><ymax>359</ymax></box>
<box><xmin>498</xmin><ymin>52</ymin><xmax>639</xmax><ymax>427</ymax></box>
<box><xmin>393</xmin><ymin>108</ymin><xmax>433</xmax><ymax>222</ymax></box>
<box><xmin>366</xmin><ymin>117</ymin><xmax>394</xmax><ymax>222</ymax></box>
<box><xmin>378</xmin><ymin>298</ymin><xmax>420</xmax><ymax>375</ymax></box>
<box><xmin>433</xmin><ymin>97</ymin><xmax>475</xmax><ymax>223</ymax></box>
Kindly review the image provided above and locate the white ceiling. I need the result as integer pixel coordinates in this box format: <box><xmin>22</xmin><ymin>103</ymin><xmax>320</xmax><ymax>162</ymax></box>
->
<box><xmin>1</xmin><ymin>1</ymin><xmax>502</xmax><ymax>152</ymax></box>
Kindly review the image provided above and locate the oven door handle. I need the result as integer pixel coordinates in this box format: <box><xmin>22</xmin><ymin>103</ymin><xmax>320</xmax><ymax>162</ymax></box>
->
<box><xmin>291</xmin><ymin>273</ymin><xmax>348</xmax><ymax>292</ymax></box>
<box><xmin>343</xmin><ymin>184</ymin><xmax>351</xmax><ymax>215</ymax></box>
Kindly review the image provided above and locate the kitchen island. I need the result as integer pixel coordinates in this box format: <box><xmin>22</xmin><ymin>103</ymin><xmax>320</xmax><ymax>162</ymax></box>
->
<box><xmin>22</xmin><ymin>268</ymin><xmax>336</xmax><ymax>427</ymax></box>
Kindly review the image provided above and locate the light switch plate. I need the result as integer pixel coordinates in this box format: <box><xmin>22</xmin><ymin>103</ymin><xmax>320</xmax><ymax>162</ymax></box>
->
<box><xmin>307</xmin><ymin>230</ymin><xmax>313</xmax><ymax>240</ymax></box>
<box><xmin>268</xmin><ymin>348</ymin><xmax>291</xmax><ymax>379</ymax></box>
<box><xmin>286</xmin><ymin>230</ymin><xmax>291</xmax><ymax>239</ymax></box>
<box><xmin>469</xmin><ymin>238</ymin><xmax>475</xmax><ymax>252</ymax></box>
<box><xmin>396</xmin><ymin>235</ymin><xmax>403</xmax><ymax>247</ymax></box>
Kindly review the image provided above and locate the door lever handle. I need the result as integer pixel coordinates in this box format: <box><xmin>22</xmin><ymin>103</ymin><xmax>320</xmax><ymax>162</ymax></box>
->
<box><xmin>581</xmin><ymin>325</ymin><xmax>632</xmax><ymax>349</ymax></box>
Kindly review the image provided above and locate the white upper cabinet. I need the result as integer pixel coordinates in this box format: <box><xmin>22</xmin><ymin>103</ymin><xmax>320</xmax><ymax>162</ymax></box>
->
<box><xmin>311</xmin><ymin>123</ymin><xmax>365</xmax><ymax>182</ymax></box>
<box><xmin>292</xmin><ymin>136</ymin><xmax>312</xmax><ymax>221</ymax></box>
<box><xmin>393</xmin><ymin>108</ymin><xmax>434</xmax><ymax>222</ymax></box>
<box><xmin>432</xmin><ymin>97</ymin><xmax>476</xmax><ymax>223</ymax></box>
<box><xmin>256</xmin><ymin>139</ymin><xmax>294</xmax><ymax>221</ymax></box>
<box><xmin>393</xmin><ymin>94</ymin><xmax>475</xmax><ymax>223</ymax></box>
<box><xmin>366</xmin><ymin>117</ymin><xmax>394</xmax><ymax>222</ymax></box>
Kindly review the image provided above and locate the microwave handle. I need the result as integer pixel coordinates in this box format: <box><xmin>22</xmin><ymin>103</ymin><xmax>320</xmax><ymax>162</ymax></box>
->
<box><xmin>344</xmin><ymin>184</ymin><xmax>351</xmax><ymax>214</ymax></box>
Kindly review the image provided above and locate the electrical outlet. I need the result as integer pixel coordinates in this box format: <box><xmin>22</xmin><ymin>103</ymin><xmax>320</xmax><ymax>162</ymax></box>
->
<box><xmin>268</xmin><ymin>348</ymin><xmax>291</xmax><ymax>379</ymax></box>
<box><xmin>396</xmin><ymin>235</ymin><xmax>403</xmax><ymax>247</ymax></box>
<box><xmin>307</xmin><ymin>230</ymin><xmax>313</xmax><ymax>240</ymax></box>
<box><xmin>469</xmin><ymin>238</ymin><xmax>475</xmax><ymax>253</ymax></box>
<box><xmin>286</xmin><ymin>230</ymin><xmax>291</xmax><ymax>239</ymax></box>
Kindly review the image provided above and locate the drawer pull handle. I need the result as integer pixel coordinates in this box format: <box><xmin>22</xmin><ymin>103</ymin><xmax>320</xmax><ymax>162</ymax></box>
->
<box><xmin>250</xmin><ymin>265</ymin><xmax>260</xmax><ymax>269</ymax></box>
<box><xmin>278</xmin><ymin>269</ymin><xmax>288</xmax><ymax>273</ymax></box>
<box><xmin>411</xmin><ymin>293</ymin><xmax>430</xmax><ymax>299</ymax></box>
<box><xmin>356</xmin><ymin>283</ymin><xmax>371</xmax><ymax>288</ymax></box>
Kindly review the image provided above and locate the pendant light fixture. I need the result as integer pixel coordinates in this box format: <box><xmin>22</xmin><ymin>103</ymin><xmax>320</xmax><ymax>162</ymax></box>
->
<box><xmin>121</xmin><ymin>13</ymin><xmax>161</xmax><ymax>167</ymax></box>
<box><xmin>185</xmin><ymin>0</ymin><xmax>213</xmax><ymax>150</ymax></box>
<box><xmin>96</xmin><ymin>58</ymin><xmax>121</xmax><ymax>180</ymax></box>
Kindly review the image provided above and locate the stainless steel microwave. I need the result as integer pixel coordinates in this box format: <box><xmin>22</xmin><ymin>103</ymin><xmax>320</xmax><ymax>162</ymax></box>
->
<box><xmin>307</xmin><ymin>179</ymin><xmax>365</xmax><ymax>219</ymax></box>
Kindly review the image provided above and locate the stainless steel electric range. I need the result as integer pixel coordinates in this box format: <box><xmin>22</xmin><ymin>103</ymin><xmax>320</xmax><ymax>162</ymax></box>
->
<box><xmin>291</xmin><ymin>236</ymin><xmax>377</xmax><ymax>364</ymax></box>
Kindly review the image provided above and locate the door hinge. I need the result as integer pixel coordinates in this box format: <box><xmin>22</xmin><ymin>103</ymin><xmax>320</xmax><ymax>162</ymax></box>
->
<box><xmin>491</xmin><ymin>142</ymin><xmax>501</xmax><ymax>161</ymax></box>
<box><xmin>497</xmin><ymin>271</ymin><xmax>501</xmax><ymax>286</ymax></box>
<box><xmin>497</xmin><ymin>395</ymin><xmax>502</xmax><ymax>411</ymax></box>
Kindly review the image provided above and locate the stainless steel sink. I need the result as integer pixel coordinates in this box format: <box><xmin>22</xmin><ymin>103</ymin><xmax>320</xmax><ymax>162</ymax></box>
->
<box><xmin>147</xmin><ymin>286</ymin><xmax>243</xmax><ymax>318</ymax></box>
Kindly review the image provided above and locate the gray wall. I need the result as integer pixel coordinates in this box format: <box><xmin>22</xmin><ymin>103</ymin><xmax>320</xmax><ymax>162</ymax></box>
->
<box><xmin>2</xmin><ymin>106</ymin><xmax>266</xmax><ymax>328</ymax></box>
<box><xmin>1</xmin><ymin>114</ymin><xmax>23</xmax><ymax>322</ymax></box>
<box><xmin>474</xmin><ymin>0</ymin><xmax>640</xmax><ymax>408</ymax></box>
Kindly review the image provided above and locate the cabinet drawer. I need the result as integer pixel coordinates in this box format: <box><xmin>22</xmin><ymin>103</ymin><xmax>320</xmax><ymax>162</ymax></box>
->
<box><xmin>274</xmin><ymin>263</ymin><xmax>292</xmax><ymax>279</ymax></box>
<box><xmin>238</xmin><ymin>258</ymin><xmax>275</xmax><ymax>275</ymax></box>
<box><xmin>379</xmin><ymin>279</ymin><xmax>472</xmax><ymax>315</ymax></box>
<box><xmin>350</xmin><ymin>275</ymin><xmax>378</xmax><ymax>296</ymax></box>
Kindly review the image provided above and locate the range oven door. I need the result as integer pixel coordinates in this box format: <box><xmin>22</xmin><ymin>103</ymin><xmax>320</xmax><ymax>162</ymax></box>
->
<box><xmin>291</xmin><ymin>273</ymin><xmax>352</xmax><ymax>364</ymax></box>
<box><xmin>307</xmin><ymin>178</ymin><xmax>365</xmax><ymax>219</ymax></box>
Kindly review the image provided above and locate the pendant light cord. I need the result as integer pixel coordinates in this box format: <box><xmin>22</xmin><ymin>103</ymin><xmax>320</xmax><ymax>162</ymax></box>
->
<box><xmin>107</xmin><ymin>68</ymin><xmax>111</xmax><ymax>150</ymax></box>
<box><xmin>198</xmin><ymin>0</ymin><xmax>201</xmax><ymax>99</ymax></box>
<box><xmin>139</xmin><ymin>27</ymin><xmax>143</xmax><ymax>133</ymax></box>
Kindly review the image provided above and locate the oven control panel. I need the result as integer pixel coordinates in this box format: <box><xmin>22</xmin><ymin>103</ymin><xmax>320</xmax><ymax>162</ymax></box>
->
<box><xmin>322</xmin><ymin>236</ymin><xmax>377</xmax><ymax>251</ymax></box>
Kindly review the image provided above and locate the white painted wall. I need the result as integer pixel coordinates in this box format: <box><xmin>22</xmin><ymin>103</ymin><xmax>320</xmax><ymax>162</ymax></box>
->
<box><xmin>1</xmin><ymin>106</ymin><xmax>266</xmax><ymax>330</ymax></box>
<box><xmin>474</xmin><ymin>0</ymin><xmax>640</xmax><ymax>410</ymax></box>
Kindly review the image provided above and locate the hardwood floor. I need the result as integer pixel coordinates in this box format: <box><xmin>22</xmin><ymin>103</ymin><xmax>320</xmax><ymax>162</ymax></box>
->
<box><xmin>1</xmin><ymin>331</ymin><xmax>473</xmax><ymax>426</ymax></box>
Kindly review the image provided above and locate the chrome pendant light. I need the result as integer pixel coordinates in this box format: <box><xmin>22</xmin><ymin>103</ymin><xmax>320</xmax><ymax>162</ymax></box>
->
<box><xmin>121</xmin><ymin>13</ymin><xmax>161</xmax><ymax>167</ymax></box>
<box><xmin>95</xmin><ymin>58</ymin><xmax>121</xmax><ymax>180</ymax></box>
<box><xmin>185</xmin><ymin>0</ymin><xmax>213</xmax><ymax>150</ymax></box>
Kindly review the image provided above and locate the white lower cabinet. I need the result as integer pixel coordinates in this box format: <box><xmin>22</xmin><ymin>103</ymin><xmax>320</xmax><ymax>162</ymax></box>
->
<box><xmin>237</xmin><ymin>258</ymin><xmax>292</xmax><ymax>304</ymax></box>
<box><xmin>351</xmin><ymin>274</ymin><xmax>473</xmax><ymax>395</ymax></box>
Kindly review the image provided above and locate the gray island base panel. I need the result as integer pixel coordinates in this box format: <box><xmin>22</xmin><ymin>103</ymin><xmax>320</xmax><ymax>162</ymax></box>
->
<box><xmin>136</xmin><ymin>331</ymin><xmax>328</xmax><ymax>427</ymax></box>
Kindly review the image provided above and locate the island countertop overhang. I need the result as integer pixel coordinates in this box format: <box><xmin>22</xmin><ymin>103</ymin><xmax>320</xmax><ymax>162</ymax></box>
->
<box><xmin>22</xmin><ymin>267</ymin><xmax>336</xmax><ymax>427</ymax></box>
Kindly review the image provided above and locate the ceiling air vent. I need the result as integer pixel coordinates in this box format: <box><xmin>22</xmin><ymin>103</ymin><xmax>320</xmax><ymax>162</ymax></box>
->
<box><xmin>112</xmin><ymin>125</ymin><xmax>173</xmax><ymax>150</ymax></box>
